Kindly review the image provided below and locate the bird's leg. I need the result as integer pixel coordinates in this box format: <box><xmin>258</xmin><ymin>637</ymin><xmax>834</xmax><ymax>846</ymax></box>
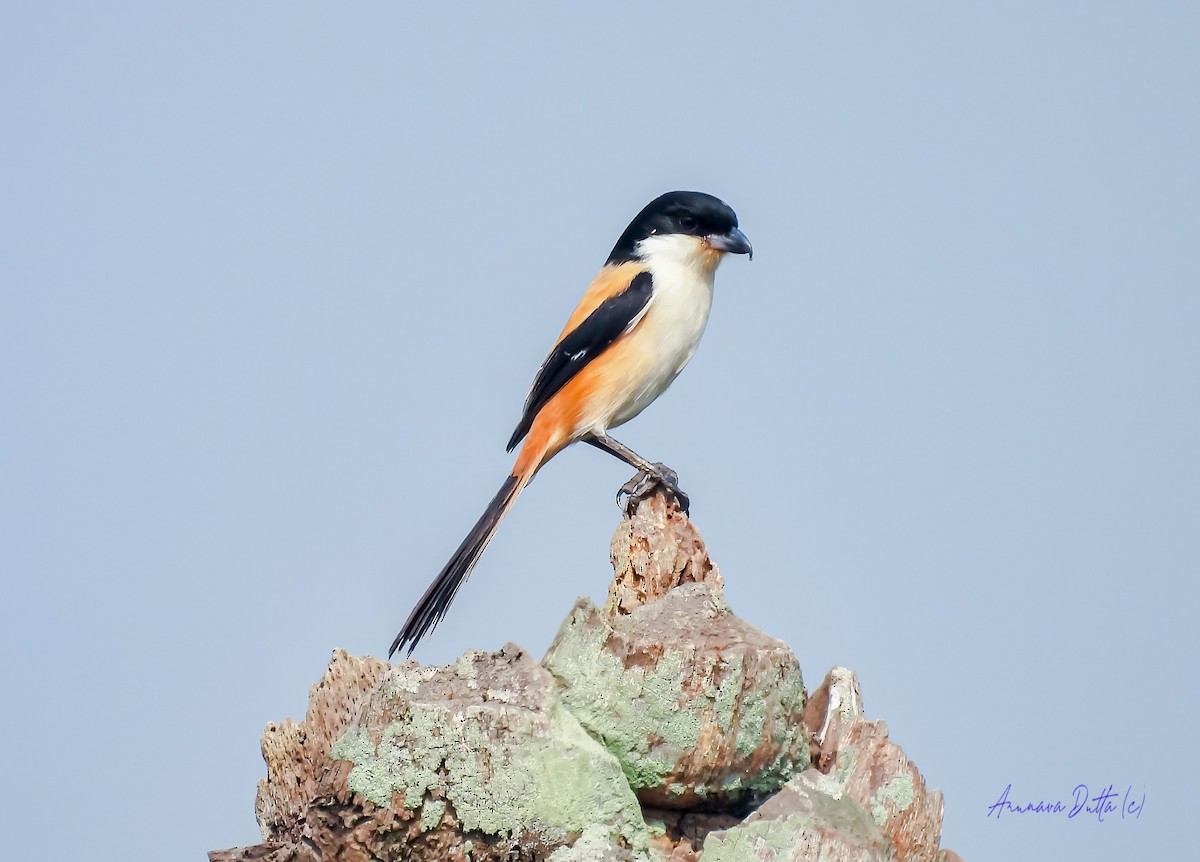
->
<box><xmin>587</xmin><ymin>434</ymin><xmax>690</xmax><ymax>515</ymax></box>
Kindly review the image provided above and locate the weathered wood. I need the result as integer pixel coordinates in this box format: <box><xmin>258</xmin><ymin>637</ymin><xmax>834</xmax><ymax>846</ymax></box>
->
<box><xmin>251</xmin><ymin>645</ymin><xmax>647</xmax><ymax>861</ymax></box>
<box><xmin>255</xmin><ymin>650</ymin><xmax>390</xmax><ymax>846</ymax></box>
<box><xmin>208</xmin><ymin>842</ymin><xmax>316</xmax><ymax>862</ymax></box>
<box><xmin>544</xmin><ymin>585</ymin><xmax>810</xmax><ymax>811</ymax></box>
<box><xmin>605</xmin><ymin>492</ymin><xmax>724</xmax><ymax>616</ymax></box>
<box><xmin>802</xmin><ymin>667</ymin><xmax>947</xmax><ymax>862</ymax></box>
<box><xmin>703</xmin><ymin>769</ymin><xmax>898</xmax><ymax>862</ymax></box>
<box><xmin>212</xmin><ymin>490</ymin><xmax>964</xmax><ymax>861</ymax></box>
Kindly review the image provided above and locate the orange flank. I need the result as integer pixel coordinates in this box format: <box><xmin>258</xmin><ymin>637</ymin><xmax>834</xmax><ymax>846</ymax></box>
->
<box><xmin>511</xmin><ymin>261</ymin><xmax>650</xmax><ymax>479</ymax></box>
<box><xmin>512</xmin><ymin>323</ymin><xmax>647</xmax><ymax>479</ymax></box>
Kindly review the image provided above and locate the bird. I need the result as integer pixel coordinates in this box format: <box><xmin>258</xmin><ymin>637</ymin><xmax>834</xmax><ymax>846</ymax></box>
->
<box><xmin>389</xmin><ymin>190</ymin><xmax>752</xmax><ymax>659</ymax></box>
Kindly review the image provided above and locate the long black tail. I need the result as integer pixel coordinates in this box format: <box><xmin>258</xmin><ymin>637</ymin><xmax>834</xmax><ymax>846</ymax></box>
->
<box><xmin>389</xmin><ymin>473</ymin><xmax>524</xmax><ymax>658</ymax></box>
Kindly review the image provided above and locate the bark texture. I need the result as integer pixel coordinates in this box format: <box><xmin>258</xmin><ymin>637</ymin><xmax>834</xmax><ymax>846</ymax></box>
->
<box><xmin>702</xmin><ymin>770</ymin><xmax>898</xmax><ymax>862</ymax></box>
<box><xmin>212</xmin><ymin>491</ymin><xmax>964</xmax><ymax>862</ymax></box>
<box><xmin>216</xmin><ymin>647</ymin><xmax>649</xmax><ymax>862</ymax></box>
<box><xmin>605</xmin><ymin>491</ymin><xmax>723</xmax><ymax>616</ymax></box>
<box><xmin>544</xmin><ymin>585</ymin><xmax>810</xmax><ymax>810</ymax></box>
<box><xmin>801</xmin><ymin>667</ymin><xmax>948</xmax><ymax>862</ymax></box>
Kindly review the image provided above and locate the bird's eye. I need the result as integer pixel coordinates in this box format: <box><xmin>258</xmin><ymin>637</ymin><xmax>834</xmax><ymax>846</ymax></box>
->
<box><xmin>678</xmin><ymin>214</ymin><xmax>698</xmax><ymax>231</ymax></box>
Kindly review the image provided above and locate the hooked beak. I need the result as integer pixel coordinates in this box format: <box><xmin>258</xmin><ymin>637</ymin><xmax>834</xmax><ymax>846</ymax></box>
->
<box><xmin>707</xmin><ymin>227</ymin><xmax>753</xmax><ymax>259</ymax></box>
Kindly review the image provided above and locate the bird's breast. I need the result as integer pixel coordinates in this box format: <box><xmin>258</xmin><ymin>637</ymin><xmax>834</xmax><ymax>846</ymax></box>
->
<box><xmin>603</xmin><ymin>261</ymin><xmax>715</xmax><ymax>428</ymax></box>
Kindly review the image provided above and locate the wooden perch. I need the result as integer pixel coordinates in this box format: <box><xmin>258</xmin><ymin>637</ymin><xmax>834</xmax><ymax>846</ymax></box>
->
<box><xmin>211</xmin><ymin>490</ymin><xmax>961</xmax><ymax>862</ymax></box>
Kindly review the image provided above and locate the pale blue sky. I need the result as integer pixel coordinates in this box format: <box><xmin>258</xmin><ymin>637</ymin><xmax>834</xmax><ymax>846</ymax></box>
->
<box><xmin>3</xmin><ymin>4</ymin><xmax>1196</xmax><ymax>860</ymax></box>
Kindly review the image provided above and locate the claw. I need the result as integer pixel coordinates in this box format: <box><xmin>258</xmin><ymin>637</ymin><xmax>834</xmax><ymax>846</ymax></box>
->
<box><xmin>616</xmin><ymin>464</ymin><xmax>690</xmax><ymax>516</ymax></box>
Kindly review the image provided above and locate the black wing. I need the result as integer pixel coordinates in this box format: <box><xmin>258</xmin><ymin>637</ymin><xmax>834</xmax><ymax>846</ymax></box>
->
<box><xmin>506</xmin><ymin>270</ymin><xmax>653</xmax><ymax>452</ymax></box>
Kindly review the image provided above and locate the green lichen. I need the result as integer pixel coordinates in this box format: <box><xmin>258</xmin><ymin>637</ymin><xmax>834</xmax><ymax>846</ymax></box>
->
<box><xmin>453</xmin><ymin>652</ymin><xmax>481</xmax><ymax>683</ymax></box>
<box><xmin>546</xmin><ymin>823</ymin><xmax>652</xmax><ymax>861</ymax></box>
<box><xmin>702</xmin><ymin>817</ymin><xmax>810</xmax><ymax>862</ymax></box>
<box><xmin>774</xmin><ymin>665</ymin><xmax>807</xmax><ymax>738</ymax></box>
<box><xmin>871</xmin><ymin>772</ymin><xmax>916</xmax><ymax>825</ymax></box>
<box><xmin>733</xmin><ymin>686</ymin><xmax>766</xmax><ymax>759</ymax></box>
<box><xmin>802</xmin><ymin>769</ymin><xmax>847</xmax><ymax>801</ymax></box>
<box><xmin>329</xmin><ymin>727</ymin><xmax>413</xmax><ymax>806</ymax></box>
<box><xmin>542</xmin><ymin>604</ymin><xmax>705</xmax><ymax>790</ymax></box>
<box><xmin>829</xmin><ymin>746</ymin><xmax>857</xmax><ymax>786</ymax></box>
<box><xmin>543</xmin><ymin>599</ymin><xmax>810</xmax><ymax>805</ymax></box>
<box><xmin>419</xmin><ymin>798</ymin><xmax>445</xmax><ymax>831</ymax></box>
<box><xmin>711</xmin><ymin>653</ymin><xmax>744</xmax><ymax>734</ymax></box>
<box><xmin>330</xmin><ymin>679</ymin><xmax>648</xmax><ymax>852</ymax></box>
<box><xmin>703</xmin><ymin>773</ymin><xmax>889</xmax><ymax>862</ymax></box>
<box><xmin>792</xmin><ymin>772</ymin><xmax>885</xmax><ymax>839</ymax></box>
<box><xmin>739</xmin><ymin>663</ymin><xmax>810</xmax><ymax>797</ymax></box>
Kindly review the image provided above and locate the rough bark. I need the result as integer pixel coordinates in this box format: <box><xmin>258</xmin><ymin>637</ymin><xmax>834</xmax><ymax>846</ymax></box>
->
<box><xmin>220</xmin><ymin>646</ymin><xmax>649</xmax><ymax>862</ymax></box>
<box><xmin>212</xmin><ymin>490</ymin><xmax>964</xmax><ymax>862</ymax></box>
<box><xmin>702</xmin><ymin>770</ymin><xmax>897</xmax><ymax>862</ymax></box>
<box><xmin>255</xmin><ymin>650</ymin><xmax>390</xmax><ymax>845</ymax></box>
<box><xmin>605</xmin><ymin>492</ymin><xmax>723</xmax><ymax>616</ymax></box>
<box><xmin>544</xmin><ymin>585</ymin><xmax>810</xmax><ymax>810</ymax></box>
<box><xmin>801</xmin><ymin>667</ymin><xmax>947</xmax><ymax>862</ymax></box>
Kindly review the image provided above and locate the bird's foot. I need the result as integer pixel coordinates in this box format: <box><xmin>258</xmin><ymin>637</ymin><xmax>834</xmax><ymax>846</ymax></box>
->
<box><xmin>617</xmin><ymin>463</ymin><xmax>690</xmax><ymax>516</ymax></box>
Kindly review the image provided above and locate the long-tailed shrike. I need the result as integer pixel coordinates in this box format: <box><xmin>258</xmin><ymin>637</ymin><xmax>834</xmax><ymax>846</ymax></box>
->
<box><xmin>390</xmin><ymin>190</ymin><xmax>751</xmax><ymax>658</ymax></box>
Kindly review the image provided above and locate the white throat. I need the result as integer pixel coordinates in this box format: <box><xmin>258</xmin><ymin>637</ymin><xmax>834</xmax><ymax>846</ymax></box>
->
<box><xmin>595</xmin><ymin>232</ymin><xmax>721</xmax><ymax>432</ymax></box>
<box><xmin>634</xmin><ymin>233</ymin><xmax>723</xmax><ymax>283</ymax></box>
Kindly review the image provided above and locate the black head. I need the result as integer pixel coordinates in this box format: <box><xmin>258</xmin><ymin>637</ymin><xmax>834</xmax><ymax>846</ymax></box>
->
<box><xmin>606</xmin><ymin>191</ymin><xmax>752</xmax><ymax>264</ymax></box>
